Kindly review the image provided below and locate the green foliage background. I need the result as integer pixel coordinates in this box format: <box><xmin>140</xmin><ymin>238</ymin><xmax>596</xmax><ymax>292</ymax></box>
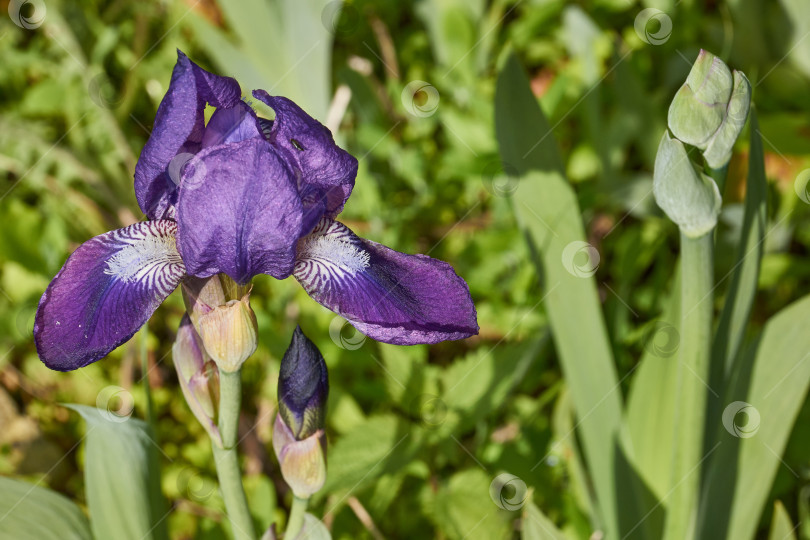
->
<box><xmin>1</xmin><ymin>0</ymin><xmax>809</xmax><ymax>538</ymax></box>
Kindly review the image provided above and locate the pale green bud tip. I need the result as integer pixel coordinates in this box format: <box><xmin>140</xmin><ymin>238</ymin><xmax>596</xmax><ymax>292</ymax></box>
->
<box><xmin>272</xmin><ymin>414</ymin><xmax>327</xmax><ymax>498</ymax></box>
<box><xmin>667</xmin><ymin>49</ymin><xmax>751</xmax><ymax>169</ymax></box>
<box><xmin>173</xmin><ymin>315</ymin><xmax>221</xmax><ymax>444</ymax></box>
<box><xmin>653</xmin><ymin>131</ymin><xmax>722</xmax><ymax>238</ymax></box>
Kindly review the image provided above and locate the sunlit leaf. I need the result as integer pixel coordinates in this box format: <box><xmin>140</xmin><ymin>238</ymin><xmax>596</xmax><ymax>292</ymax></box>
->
<box><xmin>66</xmin><ymin>405</ymin><xmax>167</xmax><ymax>540</ymax></box>
<box><xmin>521</xmin><ymin>492</ymin><xmax>567</xmax><ymax>540</ymax></box>
<box><xmin>495</xmin><ymin>52</ymin><xmax>623</xmax><ymax>538</ymax></box>
<box><xmin>423</xmin><ymin>468</ymin><xmax>511</xmax><ymax>540</ymax></box>
<box><xmin>767</xmin><ymin>501</ymin><xmax>796</xmax><ymax>540</ymax></box>
<box><xmin>699</xmin><ymin>294</ymin><xmax>810</xmax><ymax>539</ymax></box>
<box><xmin>0</xmin><ymin>476</ymin><xmax>92</xmax><ymax>540</ymax></box>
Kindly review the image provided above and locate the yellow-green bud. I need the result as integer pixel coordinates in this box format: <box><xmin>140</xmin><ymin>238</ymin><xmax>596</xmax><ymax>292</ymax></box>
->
<box><xmin>182</xmin><ymin>275</ymin><xmax>258</xmax><ymax>372</ymax></box>
<box><xmin>195</xmin><ymin>295</ymin><xmax>258</xmax><ymax>373</ymax></box>
<box><xmin>272</xmin><ymin>414</ymin><xmax>327</xmax><ymax>499</ymax></box>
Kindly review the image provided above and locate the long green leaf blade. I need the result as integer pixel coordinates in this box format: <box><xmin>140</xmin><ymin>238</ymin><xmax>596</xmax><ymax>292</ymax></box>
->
<box><xmin>0</xmin><ymin>476</ymin><xmax>92</xmax><ymax>540</ymax></box>
<box><xmin>66</xmin><ymin>404</ymin><xmax>167</xmax><ymax>540</ymax></box>
<box><xmin>711</xmin><ymin>109</ymin><xmax>767</xmax><ymax>381</ymax></box>
<box><xmin>495</xmin><ymin>53</ymin><xmax>622</xmax><ymax>538</ymax></box>
<box><xmin>698</xmin><ymin>294</ymin><xmax>810</xmax><ymax>539</ymax></box>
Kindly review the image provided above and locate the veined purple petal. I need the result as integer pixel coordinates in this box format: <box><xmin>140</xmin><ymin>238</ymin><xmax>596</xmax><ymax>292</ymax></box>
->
<box><xmin>201</xmin><ymin>101</ymin><xmax>261</xmax><ymax>148</ymax></box>
<box><xmin>252</xmin><ymin>91</ymin><xmax>357</xmax><ymax>231</ymax></box>
<box><xmin>34</xmin><ymin>221</ymin><xmax>185</xmax><ymax>371</ymax></box>
<box><xmin>176</xmin><ymin>138</ymin><xmax>303</xmax><ymax>284</ymax></box>
<box><xmin>294</xmin><ymin>219</ymin><xmax>479</xmax><ymax>345</ymax></box>
<box><xmin>135</xmin><ymin>50</ymin><xmax>242</xmax><ymax>220</ymax></box>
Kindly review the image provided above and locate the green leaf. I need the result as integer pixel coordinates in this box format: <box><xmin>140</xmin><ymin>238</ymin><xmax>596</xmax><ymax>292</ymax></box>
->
<box><xmin>707</xmin><ymin>110</ymin><xmax>768</xmax><ymax>452</ymax></box>
<box><xmin>416</xmin><ymin>0</ymin><xmax>479</xmax><ymax>77</ymax></box>
<box><xmin>441</xmin><ymin>336</ymin><xmax>547</xmax><ymax>434</ymax></box>
<box><xmin>521</xmin><ymin>496</ymin><xmax>567</xmax><ymax>540</ymax></box>
<box><xmin>712</xmin><ymin>110</ymin><xmax>767</xmax><ymax>374</ymax></box>
<box><xmin>551</xmin><ymin>387</ymin><xmax>595</xmax><ymax>526</ymax></box>
<box><xmin>320</xmin><ymin>414</ymin><xmax>423</xmax><ymax>498</ymax></box>
<box><xmin>65</xmin><ymin>405</ymin><xmax>167</xmax><ymax>540</ymax></box>
<box><xmin>494</xmin><ymin>54</ymin><xmax>564</xmax><ymax>176</ymax></box>
<box><xmin>698</xmin><ymin>294</ymin><xmax>810</xmax><ymax>539</ymax></box>
<box><xmin>423</xmin><ymin>468</ymin><xmax>511</xmax><ymax>540</ymax></box>
<box><xmin>495</xmin><ymin>53</ymin><xmax>622</xmax><ymax>537</ymax></box>
<box><xmin>189</xmin><ymin>0</ymin><xmax>333</xmax><ymax>119</ymax></box>
<box><xmin>767</xmin><ymin>501</ymin><xmax>796</xmax><ymax>540</ymax></box>
<box><xmin>0</xmin><ymin>476</ymin><xmax>92</xmax><ymax>540</ymax></box>
<box><xmin>623</xmin><ymin>271</ymin><xmax>681</xmax><ymax>538</ymax></box>
<box><xmin>770</xmin><ymin>0</ymin><xmax>810</xmax><ymax>79</ymax></box>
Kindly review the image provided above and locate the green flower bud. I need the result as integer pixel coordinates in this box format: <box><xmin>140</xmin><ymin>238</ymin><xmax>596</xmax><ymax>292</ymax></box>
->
<box><xmin>668</xmin><ymin>49</ymin><xmax>751</xmax><ymax>169</ymax></box>
<box><xmin>702</xmin><ymin>70</ymin><xmax>751</xmax><ymax>168</ymax></box>
<box><xmin>272</xmin><ymin>414</ymin><xmax>327</xmax><ymax>499</ymax></box>
<box><xmin>173</xmin><ymin>315</ymin><xmax>221</xmax><ymax>445</ymax></box>
<box><xmin>653</xmin><ymin>130</ymin><xmax>722</xmax><ymax>238</ymax></box>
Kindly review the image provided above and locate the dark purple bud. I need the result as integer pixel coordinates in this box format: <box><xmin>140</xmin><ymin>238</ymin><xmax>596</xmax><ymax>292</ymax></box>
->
<box><xmin>278</xmin><ymin>326</ymin><xmax>328</xmax><ymax>440</ymax></box>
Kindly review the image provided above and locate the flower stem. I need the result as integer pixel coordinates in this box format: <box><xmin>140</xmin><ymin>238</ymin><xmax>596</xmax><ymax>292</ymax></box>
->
<box><xmin>285</xmin><ymin>496</ymin><xmax>309</xmax><ymax>539</ymax></box>
<box><xmin>214</xmin><ymin>369</ymin><xmax>255</xmax><ymax>540</ymax></box>
<box><xmin>139</xmin><ymin>327</ymin><xmax>155</xmax><ymax>427</ymax></box>
<box><xmin>664</xmin><ymin>232</ymin><xmax>714</xmax><ymax>540</ymax></box>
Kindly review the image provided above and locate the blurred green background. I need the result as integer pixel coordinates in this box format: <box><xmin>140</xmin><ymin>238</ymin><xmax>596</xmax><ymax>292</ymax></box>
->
<box><xmin>1</xmin><ymin>0</ymin><xmax>810</xmax><ymax>538</ymax></box>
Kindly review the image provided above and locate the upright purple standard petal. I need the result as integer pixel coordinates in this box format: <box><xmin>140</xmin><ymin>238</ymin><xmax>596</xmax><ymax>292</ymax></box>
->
<box><xmin>201</xmin><ymin>101</ymin><xmax>262</xmax><ymax>148</ymax></box>
<box><xmin>294</xmin><ymin>219</ymin><xmax>479</xmax><ymax>345</ymax></box>
<box><xmin>135</xmin><ymin>50</ymin><xmax>242</xmax><ymax>220</ymax></box>
<box><xmin>253</xmin><ymin>91</ymin><xmax>357</xmax><ymax>233</ymax></box>
<box><xmin>34</xmin><ymin>221</ymin><xmax>186</xmax><ymax>371</ymax></box>
<box><xmin>176</xmin><ymin>138</ymin><xmax>303</xmax><ymax>284</ymax></box>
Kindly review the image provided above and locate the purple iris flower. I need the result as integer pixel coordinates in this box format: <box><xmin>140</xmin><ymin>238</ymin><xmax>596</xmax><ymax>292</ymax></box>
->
<box><xmin>34</xmin><ymin>51</ymin><xmax>478</xmax><ymax>372</ymax></box>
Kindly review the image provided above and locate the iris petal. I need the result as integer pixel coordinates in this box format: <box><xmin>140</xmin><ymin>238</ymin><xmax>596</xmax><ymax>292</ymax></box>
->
<box><xmin>294</xmin><ymin>219</ymin><xmax>479</xmax><ymax>345</ymax></box>
<box><xmin>135</xmin><ymin>50</ymin><xmax>242</xmax><ymax>220</ymax></box>
<box><xmin>176</xmin><ymin>138</ymin><xmax>303</xmax><ymax>284</ymax></box>
<box><xmin>252</xmin><ymin>91</ymin><xmax>357</xmax><ymax>232</ymax></box>
<box><xmin>34</xmin><ymin>220</ymin><xmax>185</xmax><ymax>371</ymax></box>
<box><xmin>201</xmin><ymin>101</ymin><xmax>261</xmax><ymax>148</ymax></box>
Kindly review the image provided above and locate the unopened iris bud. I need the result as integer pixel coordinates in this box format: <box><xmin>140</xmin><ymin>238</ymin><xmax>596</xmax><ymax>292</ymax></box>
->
<box><xmin>272</xmin><ymin>326</ymin><xmax>329</xmax><ymax>498</ymax></box>
<box><xmin>173</xmin><ymin>315</ymin><xmax>221</xmax><ymax>444</ymax></box>
<box><xmin>182</xmin><ymin>275</ymin><xmax>258</xmax><ymax>373</ymax></box>
<box><xmin>668</xmin><ymin>49</ymin><xmax>751</xmax><ymax>169</ymax></box>
<box><xmin>653</xmin><ymin>131</ymin><xmax>722</xmax><ymax>238</ymax></box>
<box><xmin>272</xmin><ymin>414</ymin><xmax>327</xmax><ymax>499</ymax></box>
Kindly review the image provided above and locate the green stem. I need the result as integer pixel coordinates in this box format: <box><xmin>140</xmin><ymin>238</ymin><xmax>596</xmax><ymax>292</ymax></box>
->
<box><xmin>139</xmin><ymin>327</ymin><xmax>155</xmax><ymax>427</ymax></box>
<box><xmin>218</xmin><ymin>370</ymin><xmax>242</xmax><ymax>448</ymax></box>
<box><xmin>664</xmin><ymin>232</ymin><xmax>714</xmax><ymax>540</ymax></box>
<box><xmin>285</xmin><ymin>496</ymin><xmax>309</xmax><ymax>539</ymax></box>
<box><xmin>214</xmin><ymin>369</ymin><xmax>255</xmax><ymax>540</ymax></box>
